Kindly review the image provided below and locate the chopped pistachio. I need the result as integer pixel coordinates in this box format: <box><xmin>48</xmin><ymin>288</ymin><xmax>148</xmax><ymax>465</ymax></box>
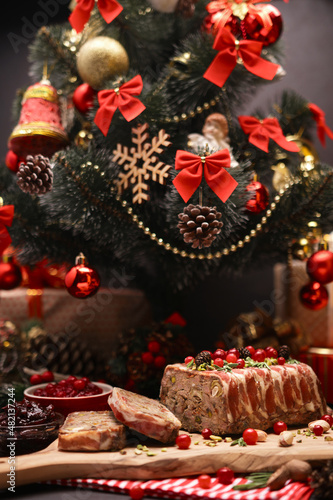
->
<box><xmin>147</xmin><ymin>451</ymin><xmax>157</xmax><ymax>456</ymax></box>
<box><xmin>297</xmin><ymin>429</ymin><xmax>301</xmax><ymax>434</ymax></box>
<box><xmin>135</xmin><ymin>449</ymin><xmax>142</xmax><ymax>455</ymax></box>
<box><xmin>136</xmin><ymin>444</ymin><xmax>143</xmax><ymax>450</ymax></box>
<box><xmin>142</xmin><ymin>446</ymin><xmax>149</xmax><ymax>452</ymax></box>
<box><xmin>119</xmin><ymin>450</ymin><xmax>127</xmax><ymax>455</ymax></box>
<box><xmin>296</xmin><ymin>439</ymin><xmax>302</xmax><ymax>443</ymax></box>
<box><xmin>194</xmin><ymin>441</ymin><xmax>199</xmax><ymax>445</ymax></box>
<box><xmin>207</xmin><ymin>442</ymin><xmax>216</xmax><ymax>447</ymax></box>
<box><xmin>161</xmin><ymin>448</ymin><xmax>167</xmax><ymax>452</ymax></box>
<box><xmin>324</xmin><ymin>435</ymin><xmax>333</xmax><ymax>441</ymax></box>
<box><xmin>210</xmin><ymin>435</ymin><xmax>222</xmax><ymax>442</ymax></box>
<box><xmin>225</xmin><ymin>437</ymin><xmax>232</xmax><ymax>442</ymax></box>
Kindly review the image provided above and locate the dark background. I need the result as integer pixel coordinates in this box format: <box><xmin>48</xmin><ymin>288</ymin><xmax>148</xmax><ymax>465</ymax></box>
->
<box><xmin>1</xmin><ymin>0</ymin><xmax>333</xmax><ymax>349</ymax></box>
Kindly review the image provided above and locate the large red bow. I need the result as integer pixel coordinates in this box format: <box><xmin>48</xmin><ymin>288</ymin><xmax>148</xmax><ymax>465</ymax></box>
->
<box><xmin>69</xmin><ymin>0</ymin><xmax>123</xmax><ymax>33</ymax></box>
<box><xmin>238</xmin><ymin>116</ymin><xmax>300</xmax><ymax>153</ymax></box>
<box><xmin>173</xmin><ymin>150</ymin><xmax>238</xmax><ymax>203</ymax></box>
<box><xmin>94</xmin><ymin>76</ymin><xmax>146</xmax><ymax>136</ymax></box>
<box><xmin>0</xmin><ymin>204</ymin><xmax>14</xmax><ymax>255</ymax></box>
<box><xmin>204</xmin><ymin>28</ymin><xmax>279</xmax><ymax>88</ymax></box>
<box><xmin>206</xmin><ymin>1</ymin><xmax>274</xmax><ymax>33</ymax></box>
<box><xmin>308</xmin><ymin>103</ymin><xmax>333</xmax><ymax>147</ymax></box>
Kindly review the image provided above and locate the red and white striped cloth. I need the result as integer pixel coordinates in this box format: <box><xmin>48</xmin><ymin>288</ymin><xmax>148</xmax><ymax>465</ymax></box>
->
<box><xmin>45</xmin><ymin>475</ymin><xmax>313</xmax><ymax>499</ymax></box>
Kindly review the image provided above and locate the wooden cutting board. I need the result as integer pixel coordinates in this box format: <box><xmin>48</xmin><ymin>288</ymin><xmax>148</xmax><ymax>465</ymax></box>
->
<box><xmin>1</xmin><ymin>428</ymin><xmax>333</xmax><ymax>488</ymax></box>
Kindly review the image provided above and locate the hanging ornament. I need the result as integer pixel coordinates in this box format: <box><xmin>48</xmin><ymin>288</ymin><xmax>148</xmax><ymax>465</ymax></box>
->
<box><xmin>76</xmin><ymin>37</ymin><xmax>129</xmax><ymax>90</ymax></box>
<box><xmin>8</xmin><ymin>79</ymin><xmax>69</xmax><ymax>158</ymax></box>
<box><xmin>0</xmin><ymin>199</ymin><xmax>14</xmax><ymax>256</ymax></box>
<box><xmin>173</xmin><ymin>149</ymin><xmax>238</xmax><ymax>203</ymax></box>
<box><xmin>147</xmin><ymin>0</ymin><xmax>179</xmax><ymax>13</ymax></box>
<box><xmin>238</xmin><ymin>116</ymin><xmax>300</xmax><ymax>153</ymax></box>
<box><xmin>72</xmin><ymin>83</ymin><xmax>96</xmax><ymax>114</ymax></box>
<box><xmin>243</xmin><ymin>5</ymin><xmax>283</xmax><ymax>46</ymax></box>
<box><xmin>203</xmin><ymin>28</ymin><xmax>279</xmax><ymax>88</ymax></box>
<box><xmin>202</xmin><ymin>6</ymin><xmax>240</xmax><ymax>38</ymax></box>
<box><xmin>306</xmin><ymin>249</ymin><xmax>333</xmax><ymax>285</ymax></box>
<box><xmin>65</xmin><ymin>253</ymin><xmax>100</xmax><ymax>299</ymax></box>
<box><xmin>299</xmin><ymin>282</ymin><xmax>328</xmax><ymax>311</ymax></box>
<box><xmin>5</xmin><ymin>150</ymin><xmax>24</xmax><ymax>173</ymax></box>
<box><xmin>74</xmin><ymin>122</ymin><xmax>94</xmax><ymax>150</ymax></box>
<box><xmin>0</xmin><ymin>255</ymin><xmax>22</xmax><ymax>290</ymax></box>
<box><xmin>178</xmin><ymin>204</ymin><xmax>223</xmax><ymax>249</ymax></box>
<box><xmin>271</xmin><ymin>162</ymin><xmax>292</xmax><ymax>192</ymax></box>
<box><xmin>69</xmin><ymin>0</ymin><xmax>122</xmax><ymax>33</ymax></box>
<box><xmin>114</xmin><ymin>123</ymin><xmax>172</xmax><ymax>204</ymax></box>
<box><xmin>17</xmin><ymin>154</ymin><xmax>53</xmax><ymax>195</ymax></box>
<box><xmin>245</xmin><ymin>176</ymin><xmax>269</xmax><ymax>213</ymax></box>
<box><xmin>94</xmin><ymin>75</ymin><xmax>146</xmax><ymax>136</ymax></box>
<box><xmin>308</xmin><ymin>103</ymin><xmax>333</xmax><ymax>147</ymax></box>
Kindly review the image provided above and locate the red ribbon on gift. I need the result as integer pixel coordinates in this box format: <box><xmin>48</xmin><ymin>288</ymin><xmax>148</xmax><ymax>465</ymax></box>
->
<box><xmin>238</xmin><ymin>115</ymin><xmax>300</xmax><ymax>153</ymax></box>
<box><xmin>308</xmin><ymin>103</ymin><xmax>333</xmax><ymax>147</ymax></box>
<box><xmin>69</xmin><ymin>0</ymin><xmax>123</xmax><ymax>33</ymax></box>
<box><xmin>94</xmin><ymin>75</ymin><xmax>146</xmax><ymax>136</ymax></box>
<box><xmin>173</xmin><ymin>149</ymin><xmax>238</xmax><ymax>203</ymax></box>
<box><xmin>206</xmin><ymin>1</ymin><xmax>274</xmax><ymax>33</ymax></box>
<box><xmin>0</xmin><ymin>204</ymin><xmax>14</xmax><ymax>255</ymax></box>
<box><xmin>203</xmin><ymin>28</ymin><xmax>279</xmax><ymax>88</ymax></box>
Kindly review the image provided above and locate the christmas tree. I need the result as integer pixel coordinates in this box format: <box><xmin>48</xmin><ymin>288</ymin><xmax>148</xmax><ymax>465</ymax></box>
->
<box><xmin>2</xmin><ymin>0</ymin><xmax>333</xmax><ymax>325</ymax></box>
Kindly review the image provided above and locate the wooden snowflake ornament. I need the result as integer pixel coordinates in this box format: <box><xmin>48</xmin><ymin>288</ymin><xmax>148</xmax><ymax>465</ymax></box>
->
<box><xmin>113</xmin><ymin>123</ymin><xmax>172</xmax><ymax>204</ymax></box>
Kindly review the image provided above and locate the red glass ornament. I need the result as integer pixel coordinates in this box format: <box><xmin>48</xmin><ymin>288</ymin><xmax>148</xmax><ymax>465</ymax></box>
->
<box><xmin>65</xmin><ymin>253</ymin><xmax>100</xmax><ymax>299</ymax></box>
<box><xmin>0</xmin><ymin>260</ymin><xmax>22</xmax><ymax>290</ymax></box>
<box><xmin>243</xmin><ymin>5</ymin><xmax>283</xmax><ymax>46</ymax></box>
<box><xmin>72</xmin><ymin>83</ymin><xmax>96</xmax><ymax>114</ymax></box>
<box><xmin>306</xmin><ymin>250</ymin><xmax>333</xmax><ymax>284</ymax></box>
<box><xmin>5</xmin><ymin>150</ymin><xmax>24</xmax><ymax>173</ymax></box>
<box><xmin>300</xmin><ymin>282</ymin><xmax>329</xmax><ymax>311</ymax></box>
<box><xmin>202</xmin><ymin>12</ymin><xmax>240</xmax><ymax>38</ymax></box>
<box><xmin>246</xmin><ymin>180</ymin><xmax>269</xmax><ymax>213</ymax></box>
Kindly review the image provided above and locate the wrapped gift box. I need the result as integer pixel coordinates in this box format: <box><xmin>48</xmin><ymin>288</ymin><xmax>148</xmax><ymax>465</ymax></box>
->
<box><xmin>298</xmin><ymin>347</ymin><xmax>333</xmax><ymax>404</ymax></box>
<box><xmin>0</xmin><ymin>287</ymin><xmax>151</xmax><ymax>357</ymax></box>
<box><xmin>274</xmin><ymin>260</ymin><xmax>333</xmax><ymax>348</ymax></box>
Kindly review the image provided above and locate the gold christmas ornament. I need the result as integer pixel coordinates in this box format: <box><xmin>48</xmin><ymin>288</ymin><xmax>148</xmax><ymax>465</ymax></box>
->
<box><xmin>76</xmin><ymin>36</ymin><xmax>129</xmax><ymax>89</ymax></box>
<box><xmin>74</xmin><ymin>122</ymin><xmax>93</xmax><ymax>150</ymax></box>
<box><xmin>271</xmin><ymin>162</ymin><xmax>292</xmax><ymax>192</ymax></box>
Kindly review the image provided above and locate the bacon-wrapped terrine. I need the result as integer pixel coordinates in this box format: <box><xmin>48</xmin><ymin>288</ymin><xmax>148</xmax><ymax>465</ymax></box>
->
<box><xmin>159</xmin><ymin>362</ymin><xmax>326</xmax><ymax>435</ymax></box>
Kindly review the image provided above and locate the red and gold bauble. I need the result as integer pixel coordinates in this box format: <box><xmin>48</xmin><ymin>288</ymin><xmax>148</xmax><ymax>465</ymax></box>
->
<box><xmin>65</xmin><ymin>253</ymin><xmax>100</xmax><ymax>299</ymax></box>
<box><xmin>202</xmin><ymin>11</ymin><xmax>240</xmax><ymax>38</ymax></box>
<box><xmin>72</xmin><ymin>83</ymin><xmax>96</xmax><ymax>114</ymax></box>
<box><xmin>306</xmin><ymin>249</ymin><xmax>333</xmax><ymax>285</ymax></box>
<box><xmin>245</xmin><ymin>180</ymin><xmax>269</xmax><ymax>213</ymax></box>
<box><xmin>8</xmin><ymin>79</ymin><xmax>69</xmax><ymax>158</ymax></box>
<box><xmin>0</xmin><ymin>257</ymin><xmax>22</xmax><ymax>290</ymax></box>
<box><xmin>5</xmin><ymin>150</ymin><xmax>23</xmax><ymax>173</ymax></box>
<box><xmin>299</xmin><ymin>281</ymin><xmax>329</xmax><ymax>311</ymax></box>
<box><xmin>243</xmin><ymin>5</ymin><xmax>283</xmax><ymax>46</ymax></box>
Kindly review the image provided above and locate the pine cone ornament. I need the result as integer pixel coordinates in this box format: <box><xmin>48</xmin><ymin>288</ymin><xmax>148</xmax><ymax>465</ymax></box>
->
<box><xmin>178</xmin><ymin>204</ymin><xmax>223</xmax><ymax>249</ymax></box>
<box><xmin>195</xmin><ymin>350</ymin><xmax>212</xmax><ymax>366</ymax></box>
<box><xmin>311</xmin><ymin>460</ymin><xmax>333</xmax><ymax>499</ymax></box>
<box><xmin>17</xmin><ymin>154</ymin><xmax>53</xmax><ymax>195</ymax></box>
<box><xmin>238</xmin><ymin>347</ymin><xmax>251</xmax><ymax>359</ymax></box>
<box><xmin>176</xmin><ymin>0</ymin><xmax>198</xmax><ymax>17</ymax></box>
<box><xmin>278</xmin><ymin>345</ymin><xmax>291</xmax><ymax>360</ymax></box>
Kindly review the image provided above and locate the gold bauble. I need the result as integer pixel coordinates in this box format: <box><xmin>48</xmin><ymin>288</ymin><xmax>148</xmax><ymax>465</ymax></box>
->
<box><xmin>271</xmin><ymin>162</ymin><xmax>292</xmax><ymax>191</ymax></box>
<box><xmin>76</xmin><ymin>37</ymin><xmax>129</xmax><ymax>89</ymax></box>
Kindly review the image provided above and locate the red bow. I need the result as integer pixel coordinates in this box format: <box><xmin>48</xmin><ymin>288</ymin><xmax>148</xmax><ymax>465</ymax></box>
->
<box><xmin>0</xmin><ymin>204</ymin><xmax>14</xmax><ymax>255</ymax></box>
<box><xmin>69</xmin><ymin>0</ymin><xmax>123</xmax><ymax>33</ymax></box>
<box><xmin>204</xmin><ymin>28</ymin><xmax>279</xmax><ymax>88</ymax></box>
<box><xmin>206</xmin><ymin>1</ymin><xmax>274</xmax><ymax>33</ymax></box>
<box><xmin>173</xmin><ymin>150</ymin><xmax>238</xmax><ymax>203</ymax></box>
<box><xmin>308</xmin><ymin>103</ymin><xmax>333</xmax><ymax>147</ymax></box>
<box><xmin>94</xmin><ymin>76</ymin><xmax>146</xmax><ymax>136</ymax></box>
<box><xmin>238</xmin><ymin>116</ymin><xmax>300</xmax><ymax>153</ymax></box>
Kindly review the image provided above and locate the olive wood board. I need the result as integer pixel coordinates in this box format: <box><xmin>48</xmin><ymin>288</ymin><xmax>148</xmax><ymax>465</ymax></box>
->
<box><xmin>1</xmin><ymin>428</ymin><xmax>333</xmax><ymax>488</ymax></box>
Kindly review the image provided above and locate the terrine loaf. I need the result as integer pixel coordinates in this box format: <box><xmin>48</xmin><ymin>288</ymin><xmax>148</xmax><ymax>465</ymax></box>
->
<box><xmin>159</xmin><ymin>362</ymin><xmax>326</xmax><ymax>435</ymax></box>
<box><xmin>108</xmin><ymin>387</ymin><xmax>181</xmax><ymax>443</ymax></box>
<box><xmin>58</xmin><ymin>411</ymin><xmax>126</xmax><ymax>451</ymax></box>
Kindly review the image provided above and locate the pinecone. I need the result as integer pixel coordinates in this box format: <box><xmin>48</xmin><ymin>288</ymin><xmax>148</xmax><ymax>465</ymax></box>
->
<box><xmin>311</xmin><ymin>460</ymin><xmax>333</xmax><ymax>499</ymax></box>
<box><xmin>278</xmin><ymin>345</ymin><xmax>291</xmax><ymax>360</ymax></box>
<box><xmin>25</xmin><ymin>332</ymin><xmax>105</xmax><ymax>379</ymax></box>
<box><xmin>195</xmin><ymin>350</ymin><xmax>212</xmax><ymax>367</ymax></box>
<box><xmin>238</xmin><ymin>347</ymin><xmax>251</xmax><ymax>359</ymax></box>
<box><xmin>17</xmin><ymin>154</ymin><xmax>53</xmax><ymax>195</ymax></box>
<box><xmin>176</xmin><ymin>0</ymin><xmax>199</xmax><ymax>18</ymax></box>
<box><xmin>178</xmin><ymin>204</ymin><xmax>223</xmax><ymax>249</ymax></box>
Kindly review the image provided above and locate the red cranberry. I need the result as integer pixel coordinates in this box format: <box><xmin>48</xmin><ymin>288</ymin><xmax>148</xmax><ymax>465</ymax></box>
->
<box><xmin>185</xmin><ymin>356</ymin><xmax>194</xmax><ymax>364</ymax></box>
<box><xmin>141</xmin><ymin>351</ymin><xmax>154</xmax><ymax>364</ymax></box>
<box><xmin>237</xmin><ymin>358</ymin><xmax>245</xmax><ymax>368</ymax></box>
<box><xmin>227</xmin><ymin>348</ymin><xmax>240</xmax><ymax>358</ymax></box>
<box><xmin>214</xmin><ymin>357</ymin><xmax>224</xmax><ymax>368</ymax></box>
<box><xmin>148</xmin><ymin>340</ymin><xmax>160</xmax><ymax>354</ymax></box>
<box><xmin>212</xmin><ymin>349</ymin><xmax>226</xmax><ymax>360</ymax></box>
<box><xmin>217</xmin><ymin>467</ymin><xmax>234</xmax><ymax>485</ymax></box>
<box><xmin>41</xmin><ymin>370</ymin><xmax>54</xmax><ymax>383</ymax></box>
<box><xmin>321</xmin><ymin>414</ymin><xmax>333</xmax><ymax>427</ymax></box>
<box><xmin>226</xmin><ymin>353</ymin><xmax>237</xmax><ymax>364</ymax></box>
<box><xmin>198</xmin><ymin>474</ymin><xmax>211</xmax><ymax>489</ymax></box>
<box><xmin>66</xmin><ymin>375</ymin><xmax>77</xmax><ymax>382</ymax></box>
<box><xmin>313</xmin><ymin>425</ymin><xmax>324</xmax><ymax>436</ymax></box>
<box><xmin>74</xmin><ymin>379</ymin><xmax>86</xmax><ymax>391</ymax></box>
<box><xmin>201</xmin><ymin>428</ymin><xmax>212</xmax><ymax>439</ymax></box>
<box><xmin>245</xmin><ymin>345</ymin><xmax>255</xmax><ymax>357</ymax></box>
<box><xmin>278</xmin><ymin>357</ymin><xmax>286</xmax><ymax>365</ymax></box>
<box><xmin>154</xmin><ymin>355</ymin><xmax>166</xmax><ymax>369</ymax></box>
<box><xmin>30</xmin><ymin>374</ymin><xmax>43</xmax><ymax>385</ymax></box>
<box><xmin>175</xmin><ymin>434</ymin><xmax>191</xmax><ymax>449</ymax></box>
<box><xmin>253</xmin><ymin>349</ymin><xmax>266</xmax><ymax>362</ymax></box>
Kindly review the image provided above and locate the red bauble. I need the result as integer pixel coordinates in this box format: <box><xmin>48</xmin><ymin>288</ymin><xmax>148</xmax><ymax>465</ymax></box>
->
<box><xmin>306</xmin><ymin>250</ymin><xmax>333</xmax><ymax>285</ymax></box>
<box><xmin>0</xmin><ymin>261</ymin><xmax>22</xmax><ymax>290</ymax></box>
<box><xmin>72</xmin><ymin>83</ymin><xmax>96</xmax><ymax>114</ymax></box>
<box><xmin>65</xmin><ymin>255</ymin><xmax>100</xmax><ymax>299</ymax></box>
<box><xmin>300</xmin><ymin>282</ymin><xmax>329</xmax><ymax>311</ymax></box>
<box><xmin>243</xmin><ymin>5</ymin><xmax>283</xmax><ymax>46</ymax></box>
<box><xmin>245</xmin><ymin>181</ymin><xmax>269</xmax><ymax>213</ymax></box>
<box><xmin>5</xmin><ymin>150</ymin><xmax>23</xmax><ymax>173</ymax></box>
<box><xmin>202</xmin><ymin>12</ymin><xmax>240</xmax><ymax>38</ymax></box>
